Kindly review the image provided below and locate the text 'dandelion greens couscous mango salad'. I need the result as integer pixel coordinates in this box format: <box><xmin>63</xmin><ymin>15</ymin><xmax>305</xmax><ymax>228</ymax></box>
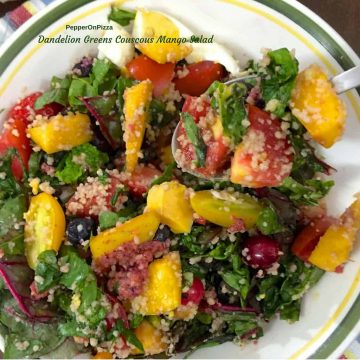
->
<box><xmin>0</xmin><ymin>6</ymin><xmax>358</xmax><ymax>359</ymax></box>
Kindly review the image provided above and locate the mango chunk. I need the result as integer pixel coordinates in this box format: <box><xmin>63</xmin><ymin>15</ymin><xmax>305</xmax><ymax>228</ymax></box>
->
<box><xmin>90</xmin><ymin>212</ymin><xmax>160</xmax><ymax>259</ymax></box>
<box><xmin>309</xmin><ymin>196</ymin><xmax>360</xmax><ymax>271</ymax></box>
<box><xmin>124</xmin><ymin>80</ymin><xmax>153</xmax><ymax>172</ymax></box>
<box><xmin>24</xmin><ymin>193</ymin><xmax>65</xmax><ymax>269</ymax></box>
<box><xmin>290</xmin><ymin>64</ymin><xmax>346</xmax><ymax>148</ymax></box>
<box><xmin>190</xmin><ymin>190</ymin><xmax>262</xmax><ymax>229</ymax></box>
<box><xmin>131</xmin><ymin>320</ymin><xmax>168</xmax><ymax>355</ymax></box>
<box><xmin>28</xmin><ymin>112</ymin><xmax>92</xmax><ymax>154</ymax></box>
<box><xmin>131</xmin><ymin>252</ymin><xmax>182</xmax><ymax>315</ymax></box>
<box><xmin>147</xmin><ymin>181</ymin><xmax>193</xmax><ymax>234</ymax></box>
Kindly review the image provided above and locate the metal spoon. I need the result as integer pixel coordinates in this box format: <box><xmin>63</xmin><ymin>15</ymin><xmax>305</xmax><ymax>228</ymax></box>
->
<box><xmin>171</xmin><ymin>65</ymin><xmax>360</xmax><ymax>180</ymax></box>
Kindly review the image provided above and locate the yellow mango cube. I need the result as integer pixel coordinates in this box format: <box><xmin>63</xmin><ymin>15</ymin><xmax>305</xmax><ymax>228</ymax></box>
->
<box><xmin>309</xmin><ymin>196</ymin><xmax>360</xmax><ymax>271</ymax></box>
<box><xmin>147</xmin><ymin>181</ymin><xmax>193</xmax><ymax>234</ymax></box>
<box><xmin>90</xmin><ymin>212</ymin><xmax>160</xmax><ymax>259</ymax></box>
<box><xmin>290</xmin><ymin>64</ymin><xmax>346</xmax><ymax>148</ymax></box>
<box><xmin>131</xmin><ymin>320</ymin><xmax>168</xmax><ymax>355</ymax></box>
<box><xmin>123</xmin><ymin>80</ymin><xmax>153</xmax><ymax>172</ymax></box>
<box><xmin>28</xmin><ymin>112</ymin><xmax>92</xmax><ymax>154</ymax></box>
<box><xmin>131</xmin><ymin>252</ymin><xmax>182</xmax><ymax>315</ymax></box>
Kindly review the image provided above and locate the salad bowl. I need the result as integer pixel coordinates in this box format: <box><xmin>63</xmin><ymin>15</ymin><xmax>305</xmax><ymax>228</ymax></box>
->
<box><xmin>0</xmin><ymin>0</ymin><xmax>359</xmax><ymax>358</ymax></box>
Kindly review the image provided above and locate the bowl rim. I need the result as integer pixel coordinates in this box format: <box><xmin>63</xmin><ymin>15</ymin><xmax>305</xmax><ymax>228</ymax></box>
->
<box><xmin>0</xmin><ymin>0</ymin><xmax>359</xmax><ymax>358</ymax></box>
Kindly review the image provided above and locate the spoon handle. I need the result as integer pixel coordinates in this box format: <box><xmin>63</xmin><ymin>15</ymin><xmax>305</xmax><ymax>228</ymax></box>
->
<box><xmin>332</xmin><ymin>65</ymin><xmax>360</xmax><ymax>94</ymax></box>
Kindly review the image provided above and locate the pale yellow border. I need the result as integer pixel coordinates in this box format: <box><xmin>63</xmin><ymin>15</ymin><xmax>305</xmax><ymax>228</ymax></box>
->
<box><xmin>0</xmin><ymin>0</ymin><xmax>359</xmax><ymax>358</ymax></box>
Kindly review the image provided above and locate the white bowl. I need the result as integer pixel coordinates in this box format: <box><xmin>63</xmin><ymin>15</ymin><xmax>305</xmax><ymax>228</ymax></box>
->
<box><xmin>0</xmin><ymin>0</ymin><xmax>359</xmax><ymax>358</ymax></box>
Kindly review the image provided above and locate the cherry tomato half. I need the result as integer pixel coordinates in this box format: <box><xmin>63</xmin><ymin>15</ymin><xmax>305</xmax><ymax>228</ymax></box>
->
<box><xmin>127</xmin><ymin>55</ymin><xmax>175</xmax><ymax>98</ymax></box>
<box><xmin>173</xmin><ymin>61</ymin><xmax>226</xmax><ymax>96</ymax></box>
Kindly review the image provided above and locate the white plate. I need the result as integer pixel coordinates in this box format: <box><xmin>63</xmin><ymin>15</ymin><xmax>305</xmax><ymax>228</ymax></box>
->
<box><xmin>0</xmin><ymin>0</ymin><xmax>359</xmax><ymax>358</ymax></box>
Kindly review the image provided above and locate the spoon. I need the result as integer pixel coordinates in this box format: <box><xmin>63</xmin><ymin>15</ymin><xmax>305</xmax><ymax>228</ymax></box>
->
<box><xmin>171</xmin><ymin>65</ymin><xmax>360</xmax><ymax>181</ymax></box>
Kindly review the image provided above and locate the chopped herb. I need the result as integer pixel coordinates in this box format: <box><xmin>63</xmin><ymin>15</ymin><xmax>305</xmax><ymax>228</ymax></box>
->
<box><xmin>55</xmin><ymin>143</ymin><xmax>109</xmax><ymax>184</ymax></box>
<box><xmin>108</xmin><ymin>7</ymin><xmax>136</xmax><ymax>26</ymax></box>
<box><xmin>151</xmin><ymin>162</ymin><xmax>176</xmax><ymax>186</ymax></box>
<box><xmin>260</xmin><ymin>48</ymin><xmax>299</xmax><ymax>117</ymax></box>
<box><xmin>277</xmin><ymin>177</ymin><xmax>334</xmax><ymax>206</ymax></box>
<box><xmin>182</xmin><ymin>112</ymin><xmax>206</xmax><ymax>167</ymax></box>
<box><xmin>34</xmin><ymin>75</ymin><xmax>71</xmax><ymax>109</ymax></box>
<box><xmin>208</xmin><ymin>81</ymin><xmax>248</xmax><ymax>145</ymax></box>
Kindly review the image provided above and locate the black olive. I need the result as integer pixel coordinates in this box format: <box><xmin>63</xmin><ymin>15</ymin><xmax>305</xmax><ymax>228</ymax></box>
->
<box><xmin>66</xmin><ymin>218</ymin><xmax>95</xmax><ymax>246</ymax></box>
<box><xmin>154</xmin><ymin>225</ymin><xmax>171</xmax><ymax>242</ymax></box>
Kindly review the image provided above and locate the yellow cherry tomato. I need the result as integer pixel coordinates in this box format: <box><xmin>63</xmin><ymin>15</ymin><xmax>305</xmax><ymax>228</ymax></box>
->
<box><xmin>24</xmin><ymin>193</ymin><xmax>65</xmax><ymax>269</ymax></box>
<box><xmin>190</xmin><ymin>190</ymin><xmax>262</xmax><ymax>229</ymax></box>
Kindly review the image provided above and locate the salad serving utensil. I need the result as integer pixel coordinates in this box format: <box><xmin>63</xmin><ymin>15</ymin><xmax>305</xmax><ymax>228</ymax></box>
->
<box><xmin>171</xmin><ymin>65</ymin><xmax>360</xmax><ymax>181</ymax></box>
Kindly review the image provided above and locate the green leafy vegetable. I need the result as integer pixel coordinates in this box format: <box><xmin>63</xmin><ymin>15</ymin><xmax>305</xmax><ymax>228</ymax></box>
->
<box><xmin>196</xmin><ymin>312</ymin><xmax>213</xmax><ymax>325</ymax></box>
<box><xmin>289</xmin><ymin>117</ymin><xmax>333</xmax><ymax>182</ymax></box>
<box><xmin>35</xmin><ymin>247</ymin><xmax>110</xmax><ymax>338</ymax></box>
<box><xmin>130</xmin><ymin>313</ymin><xmax>144</xmax><ymax>329</ymax></box>
<box><xmin>219</xmin><ymin>311</ymin><xmax>262</xmax><ymax>338</ymax></box>
<box><xmin>0</xmin><ymin>149</ymin><xmax>25</xmax><ymax>201</ymax></box>
<box><xmin>35</xmin><ymin>250</ymin><xmax>61</xmax><ymax>293</ymax></box>
<box><xmin>0</xmin><ymin>293</ymin><xmax>66</xmax><ymax>359</ymax></box>
<box><xmin>257</xmin><ymin>255</ymin><xmax>324</xmax><ymax>321</ymax></box>
<box><xmin>149</xmin><ymin>99</ymin><xmax>173</xmax><ymax>127</ymax></box>
<box><xmin>221</xmin><ymin>254</ymin><xmax>250</xmax><ymax>304</ymax></box>
<box><xmin>108</xmin><ymin>7</ymin><xmax>136</xmax><ymax>26</ymax></box>
<box><xmin>182</xmin><ymin>112</ymin><xmax>206</xmax><ymax>167</ymax></box>
<box><xmin>34</xmin><ymin>75</ymin><xmax>71</xmax><ymax>109</ymax></box>
<box><xmin>208</xmin><ymin>81</ymin><xmax>248</xmax><ymax>145</ymax></box>
<box><xmin>68</xmin><ymin>77</ymin><xmax>97</xmax><ymax>109</ymax></box>
<box><xmin>0</xmin><ymin>195</ymin><xmax>26</xmax><ymax>237</ymax></box>
<box><xmin>28</xmin><ymin>152</ymin><xmax>43</xmax><ymax>178</ymax></box>
<box><xmin>256</xmin><ymin>206</ymin><xmax>285</xmax><ymax>235</ymax></box>
<box><xmin>111</xmin><ymin>320</ymin><xmax>144</xmax><ymax>352</ymax></box>
<box><xmin>277</xmin><ymin>177</ymin><xmax>334</xmax><ymax>206</ymax></box>
<box><xmin>55</xmin><ymin>143</ymin><xmax>109</xmax><ymax>184</ymax></box>
<box><xmin>99</xmin><ymin>211</ymin><xmax>120</xmax><ymax>230</ymax></box>
<box><xmin>259</xmin><ymin>48</ymin><xmax>298</xmax><ymax>117</ymax></box>
<box><xmin>151</xmin><ymin>162</ymin><xmax>176</xmax><ymax>186</ymax></box>
<box><xmin>0</xmin><ymin>150</ymin><xmax>27</xmax><ymax>258</ymax></box>
<box><xmin>81</xmin><ymin>94</ymin><xmax>123</xmax><ymax>149</ymax></box>
<box><xmin>117</xmin><ymin>77</ymin><xmax>135</xmax><ymax>112</ymax></box>
<box><xmin>99</xmin><ymin>203</ymin><xmax>140</xmax><ymax>231</ymax></box>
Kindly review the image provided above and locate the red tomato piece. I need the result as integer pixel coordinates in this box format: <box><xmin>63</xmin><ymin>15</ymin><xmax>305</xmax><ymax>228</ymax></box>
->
<box><xmin>121</xmin><ymin>165</ymin><xmax>162</xmax><ymax>197</ymax></box>
<box><xmin>177</xmin><ymin>96</ymin><xmax>230</xmax><ymax>176</ymax></box>
<box><xmin>173</xmin><ymin>61</ymin><xmax>226</xmax><ymax>96</ymax></box>
<box><xmin>0</xmin><ymin>118</ymin><xmax>31</xmax><ymax>180</ymax></box>
<box><xmin>231</xmin><ymin>105</ymin><xmax>294</xmax><ymax>187</ymax></box>
<box><xmin>126</xmin><ymin>55</ymin><xmax>175</xmax><ymax>97</ymax></box>
<box><xmin>203</xmin><ymin>135</ymin><xmax>230</xmax><ymax>176</ymax></box>
<box><xmin>181</xmin><ymin>277</ymin><xmax>205</xmax><ymax>306</ymax></box>
<box><xmin>291</xmin><ymin>216</ymin><xmax>336</xmax><ymax>262</ymax></box>
<box><xmin>182</xmin><ymin>96</ymin><xmax>210</xmax><ymax>121</ymax></box>
<box><xmin>8</xmin><ymin>92</ymin><xmax>62</xmax><ymax>124</ymax></box>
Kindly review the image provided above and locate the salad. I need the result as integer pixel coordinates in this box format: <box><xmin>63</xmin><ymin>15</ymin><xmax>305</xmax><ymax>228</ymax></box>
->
<box><xmin>0</xmin><ymin>5</ymin><xmax>359</xmax><ymax>359</ymax></box>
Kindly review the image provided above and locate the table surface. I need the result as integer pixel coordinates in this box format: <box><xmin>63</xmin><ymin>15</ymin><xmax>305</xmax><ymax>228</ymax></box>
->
<box><xmin>0</xmin><ymin>0</ymin><xmax>359</xmax><ymax>55</ymax></box>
